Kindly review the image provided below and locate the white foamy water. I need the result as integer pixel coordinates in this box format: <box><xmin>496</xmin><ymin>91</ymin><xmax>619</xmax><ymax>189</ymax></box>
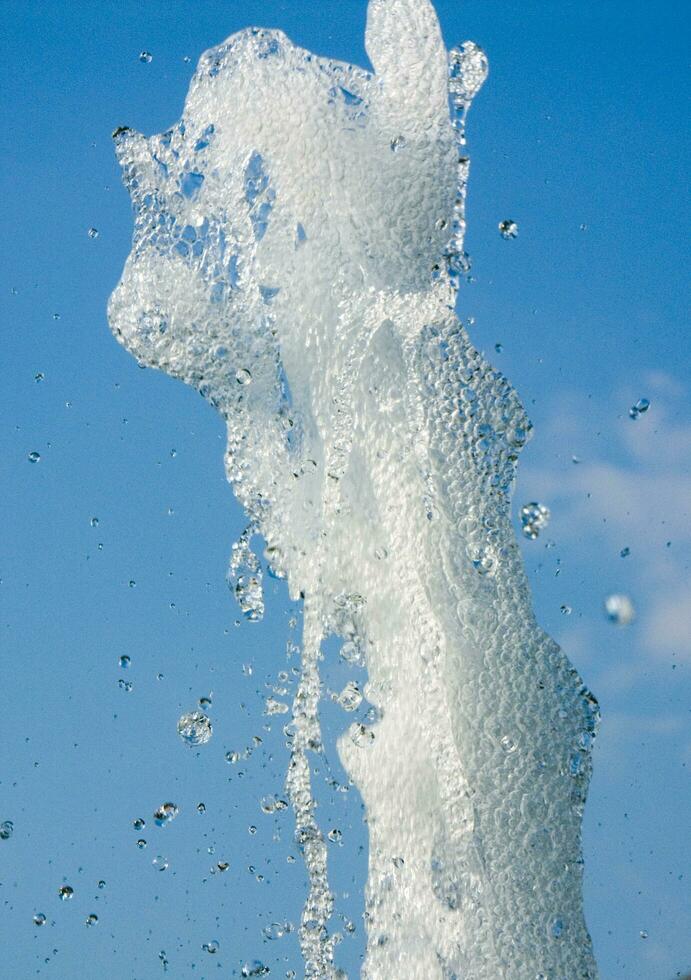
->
<box><xmin>108</xmin><ymin>2</ymin><xmax>598</xmax><ymax>976</ymax></box>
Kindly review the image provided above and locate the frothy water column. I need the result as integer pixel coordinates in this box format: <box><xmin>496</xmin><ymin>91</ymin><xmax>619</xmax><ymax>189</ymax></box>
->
<box><xmin>108</xmin><ymin>2</ymin><xmax>598</xmax><ymax>976</ymax></box>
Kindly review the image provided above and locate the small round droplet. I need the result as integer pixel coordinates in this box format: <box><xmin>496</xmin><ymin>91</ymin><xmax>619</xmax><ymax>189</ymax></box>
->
<box><xmin>136</xmin><ymin>838</ymin><xmax>147</xmax><ymax>849</ymax></box>
<box><xmin>604</xmin><ymin>594</ymin><xmax>635</xmax><ymax>626</ymax></box>
<box><xmin>139</xmin><ymin>51</ymin><xmax>153</xmax><ymax>64</ymax></box>
<box><xmin>619</xmin><ymin>546</ymin><xmax>630</xmax><ymax>558</ymax></box>
<box><xmin>97</xmin><ymin>880</ymin><xmax>106</xmax><ymax>889</ymax></box>
<box><xmin>152</xmin><ymin>855</ymin><xmax>168</xmax><ymax>871</ymax></box>
<box><xmin>327</xmin><ymin>828</ymin><xmax>342</xmax><ymax>844</ymax></box>
<box><xmin>133</xmin><ymin>817</ymin><xmax>146</xmax><ymax>831</ymax></box>
<box><xmin>560</xmin><ymin>604</ymin><xmax>572</xmax><ymax>616</ymax></box>
<box><xmin>85</xmin><ymin>913</ymin><xmax>98</xmax><ymax>926</ymax></box>
<box><xmin>177</xmin><ymin>710</ymin><xmax>212</xmax><ymax>746</ymax></box>
<box><xmin>128</xmin><ymin>580</ymin><xmax>136</xmax><ymax>589</ymax></box>
<box><xmin>90</xmin><ymin>516</ymin><xmax>99</xmax><ymax>527</ymax></box>
<box><xmin>337</xmin><ymin>681</ymin><xmax>362</xmax><ymax>712</ymax></box>
<box><xmin>58</xmin><ymin>885</ymin><xmax>74</xmax><ymax>901</ymax></box>
<box><xmin>639</xmin><ymin>930</ymin><xmax>648</xmax><ymax>940</ymax></box>
<box><xmin>28</xmin><ymin>451</ymin><xmax>41</xmax><ymax>463</ymax></box>
<box><xmin>498</xmin><ymin>219</ymin><xmax>518</xmax><ymax>239</ymax></box>
<box><xmin>202</xmin><ymin>940</ymin><xmax>219</xmax><ymax>954</ymax></box>
<box><xmin>0</xmin><ymin>820</ymin><xmax>14</xmax><ymax>840</ymax></box>
<box><xmin>262</xmin><ymin>922</ymin><xmax>287</xmax><ymax>940</ymax></box>
<box><xmin>235</xmin><ymin>368</ymin><xmax>252</xmax><ymax>385</ymax></box>
<box><xmin>119</xmin><ymin>655</ymin><xmax>131</xmax><ymax>669</ymax></box>
<box><xmin>197</xmin><ymin>802</ymin><xmax>206</xmax><ymax>814</ymax></box>
<box><xmin>87</xmin><ymin>227</ymin><xmax>99</xmax><ymax>239</ymax></box>
<box><xmin>33</xmin><ymin>913</ymin><xmax>47</xmax><ymax>926</ymax></box>
<box><xmin>34</xmin><ymin>372</ymin><xmax>44</xmax><ymax>383</ymax></box>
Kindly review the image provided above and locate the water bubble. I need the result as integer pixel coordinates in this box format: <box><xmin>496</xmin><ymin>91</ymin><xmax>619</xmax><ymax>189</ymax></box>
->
<box><xmin>0</xmin><ymin>820</ymin><xmax>14</xmax><ymax>840</ymax></box>
<box><xmin>90</xmin><ymin>516</ymin><xmax>99</xmax><ymax>527</ymax></box>
<box><xmin>28</xmin><ymin>451</ymin><xmax>41</xmax><ymax>463</ymax></box>
<box><xmin>604</xmin><ymin>594</ymin><xmax>635</xmax><ymax>626</ymax></box>
<box><xmin>262</xmin><ymin>921</ymin><xmax>287</xmax><ymax>940</ymax></box>
<box><xmin>118</xmin><ymin>678</ymin><xmax>133</xmax><ymax>692</ymax></box>
<box><xmin>498</xmin><ymin>219</ymin><xmax>518</xmax><ymax>239</ymax></box>
<box><xmin>628</xmin><ymin>397</ymin><xmax>650</xmax><ymax>420</ymax></box>
<box><xmin>58</xmin><ymin>885</ymin><xmax>74</xmax><ymax>901</ymax></box>
<box><xmin>136</xmin><ymin>839</ymin><xmax>147</xmax><ymax>849</ymax></box>
<box><xmin>98</xmin><ymin>880</ymin><xmax>106</xmax><ymax>889</ymax></box>
<box><xmin>152</xmin><ymin>854</ymin><xmax>168</xmax><ymax>871</ymax></box>
<box><xmin>34</xmin><ymin>371</ymin><xmax>44</xmax><ymax>382</ymax></box>
<box><xmin>154</xmin><ymin>802</ymin><xmax>179</xmax><ymax>826</ymax></box>
<box><xmin>619</xmin><ymin>546</ymin><xmax>630</xmax><ymax>558</ymax></box>
<box><xmin>639</xmin><ymin>929</ymin><xmax>648</xmax><ymax>940</ymax></box>
<box><xmin>236</xmin><ymin>368</ymin><xmax>252</xmax><ymax>385</ymax></box>
<box><xmin>128</xmin><ymin>580</ymin><xmax>136</xmax><ymax>588</ymax></box>
<box><xmin>198</xmin><ymin>694</ymin><xmax>212</xmax><ymax>710</ymax></box>
<box><xmin>85</xmin><ymin>913</ymin><xmax>98</xmax><ymax>926</ymax></box>
<box><xmin>393</xmin><ymin>857</ymin><xmax>405</xmax><ymax>869</ymax></box>
<box><xmin>52</xmin><ymin>312</ymin><xmax>60</xmax><ymax>320</ymax></box>
<box><xmin>202</xmin><ymin>940</ymin><xmax>220</xmax><ymax>954</ymax></box>
<box><xmin>217</xmin><ymin>861</ymin><xmax>229</xmax><ymax>872</ymax></box>
<box><xmin>197</xmin><ymin>802</ymin><xmax>206</xmax><ymax>814</ymax></box>
<box><xmin>177</xmin><ymin>710</ymin><xmax>213</xmax><ymax>746</ymax></box>
<box><xmin>560</xmin><ymin>604</ymin><xmax>572</xmax><ymax>616</ymax></box>
<box><xmin>133</xmin><ymin>817</ymin><xmax>146</xmax><ymax>831</ymax></box>
<box><xmin>520</xmin><ymin>502</ymin><xmax>551</xmax><ymax>540</ymax></box>
<box><xmin>87</xmin><ymin>227</ymin><xmax>99</xmax><ymax>239</ymax></box>
<box><xmin>139</xmin><ymin>51</ymin><xmax>153</xmax><ymax>64</ymax></box>
<box><xmin>327</xmin><ymin>828</ymin><xmax>343</xmax><ymax>844</ymax></box>
<box><xmin>119</xmin><ymin>655</ymin><xmax>131</xmax><ymax>669</ymax></box>
<box><xmin>337</xmin><ymin>681</ymin><xmax>363</xmax><ymax>712</ymax></box>
<box><xmin>33</xmin><ymin>913</ymin><xmax>47</xmax><ymax>926</ymax></box>
<box><xmin>494</xmin><ymin>342</ymin><xmax>503</xmax><ymax>353</ymax></box>
<box><xmin>226</xmin><ymin>750</ymin><xmax>241</xmax><ymax>764</ymax></box>
<box><xmin>549</xmin><ymin>917</ymin><xmax>566</xmax><ymax>940</ymax></box>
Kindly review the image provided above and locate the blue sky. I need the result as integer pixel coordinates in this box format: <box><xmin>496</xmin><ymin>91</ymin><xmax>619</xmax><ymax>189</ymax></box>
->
<box><xmin>1</xmin><ymin>1</ymin><xmax>689</xmax><ymax>978</ymax></box>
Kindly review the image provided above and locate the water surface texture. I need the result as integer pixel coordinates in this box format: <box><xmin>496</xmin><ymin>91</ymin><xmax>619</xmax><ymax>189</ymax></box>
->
<box><xmin>109</xmin><ymin>1</ymin><xmax>598</xmax><ymax>976</ymax></box>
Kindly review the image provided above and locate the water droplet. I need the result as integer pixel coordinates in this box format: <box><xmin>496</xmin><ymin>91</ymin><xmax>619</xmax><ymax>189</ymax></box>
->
<box><xmin>242</xmin><ymin>962</ymin><xmax>270</xmax><ymax>978</ymax></box>
<box><xmin>118</xmin><ymin>678</ymin><xmax>133</xmax><ymax>692</ymax></box>
<box><xmin>58</xmin><ymin>885</ymin><xmax>74</xmax><ymax>901</ymax></box>
<box><xmin>226</xmin><ymin>750</ymin><xmax>241</xmax><ymax>764</ymax></box>
<box><xmin>85</xmin><ymin>913</ymin><xmax>98</xmax><ymax>926</ymax></box>
<box><xmin>560</xmin><ymin>604</ymin><xmax>572</xmax><ymax>616</ymax></box>
<box><xmin>139</xmin><ymin>51</ymin><xmax>153</xmax><ymax>64</ymax></box>
<box><xmin>152</xmin><ymin>854</ymin><xmax>168</xmax><ymax>871</ymax></box>
<box><xmin>119</xmin><ymin>655</ymin><xmax>131</xmax><ymax>669</ymax></box>
<box><xmin>90</xmin><ymin>516</ymin><xmax>99</xmax><ymax>527</ymax></box>
<box><xmin>520</xmin><ymin>501</ymin><xmax>551</xmax><ymax>540</ymax></box>
<box><xmin>498</xmin><ymin>219</ymin><xmax>518</xmax><ymax>239</ymax></box>
<box><xmin>33</xmin><ymin>913</ymin><xmax>46</xmax><ymax>926</ymax></box>
<box><xmin>136</xmin><ymin>838</ymin><xmax>147</xmax><ymax>849</ymax></box>
<box><xmin>133</xmin><ymin>817</ymin><xmax>146</xmax><ymax>831</ymax></box>
<box><xmin>177</xmin><ymin>710</ymin><xmax>213</xmax><ymax>746</ymax></box>
<box><xmin>327</xmin><ymin>828</ymin><xmax>342</xmax><ymax>844</ymax></box>
<box><xmin>97</xmin><ymin>880</ymin><xmax>106</xmax><ymax>889</ymax></box>
<box><xmin>349</xmin><ymin>723</ymin><xmax>375</xmax><ymax>747</ymax></box>
<box><xmin>28</xmin><ymin>451</ymin><xmax>41</xmax><ymax>463</ymax></box>
<box><xmin>337</xmin><ymin>681</ymin><xmax>363</xmax><ymax>712</ymax></box>
<box><xmin>639</xmin><ymin>929</ymin><xmax>648</xmax><ymax>940</ymax></box>
<box><xmin>549</xmin><ymin>917</ymin><xmax>566</xmax><ymax>940</ymax></box>
<box><xmin>154</xmin><ymin>802</ymin><xmax>179</xmax><ymax>827</ymax></box>
<box><xmin>628</xmin><ymin>397</ymin><xmax>650</xmax><ymax>420</ymax></box>
<box><xmin>494</xmin><ymin>342</ymin><xmax>503</xmax><ymax>353</ymax></box>
<box><xmin>198</xmin><ymin>694</ymin><xmax>212</xmax><ymax>710</ymax></box>
<box><xmin>87</xmin><ymin>227</ymin><xmax>99</xmax><ymax>239</ymax></box>
<box><xmin>52</xmin><ymin>312</ymin><xmax>60</xmax><ymax>320</ymax></box>
<box><xmin>34</xmin><ymin>371</ymin><xmax>44</xmax><ymax>383</ymax></box>
<box><xmin>604</xmin><ymin>594</ymin><xmax>635</xmax><ymax>626</ymax></box>
<box><xmin>619</xmin><ymin>546</ymin><xmax>630</xmax><ymax>558</ymax></box>
<box><xmin>217</xmin><ymin>861</ymin><xmax>229</xmax><ymax>872</ymax></box>
<box><xmin>128</xmin><ymin>580</ymin><xmax>136</xmax><ymax>589</ymax></box>
<box><xmin>265</xmin><ymin>697</ymin><xmax>289</xmax><ymax>716</ymax></box>
<box><xmin>202</xmin><ymin>940</ymin><xmax>220</xmax><ymax>954</ymax></box>
<box><xmin>0</xmin><ymin>820</ymin><xmax>14</xmax><ymax>840</ymax></box>
<box><xmin>499</xmin><ymin>734</ymin><xmax>517</xmax><ymax>753</ymax></box>
<box><xmin>262</xmin><ymin>922</ymin><xmax>290</xmax><ymax>939</ymax></box>
<box><xmin>235</xmin><ymin>368</ymin><xmax>252</xmax><ymax>385</ymax></box>
<box><xmin>197</xmin><ymin>802</ymin><xmax>206</xmax><ymax>814</ymax></box>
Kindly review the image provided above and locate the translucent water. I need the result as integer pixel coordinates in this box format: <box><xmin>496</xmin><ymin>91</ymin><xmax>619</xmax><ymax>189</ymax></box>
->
<box><xmin>108</xmin><ymin>1</ymin><xmax>598</xmax><ymax>976</ymax></box>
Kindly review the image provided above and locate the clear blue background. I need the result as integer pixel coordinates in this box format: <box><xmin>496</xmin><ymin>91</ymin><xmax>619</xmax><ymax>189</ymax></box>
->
<box><xmin>1</xmin><ymin>1</ymin><xmax>689</xmax><ymax>978</ymax></box>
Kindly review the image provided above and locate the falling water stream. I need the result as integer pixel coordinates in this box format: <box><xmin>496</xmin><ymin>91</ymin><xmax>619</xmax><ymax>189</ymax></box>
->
<box><xmin>108</xmin><ymin>2</ymin><xmax>598</xmax><ymax>976</ymax></box>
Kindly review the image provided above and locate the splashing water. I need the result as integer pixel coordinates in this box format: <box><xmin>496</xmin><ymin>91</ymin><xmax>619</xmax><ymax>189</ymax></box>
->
<box><xmin>108</xmin><ymin>2</ymin><xmax>598</xmax><ymax>977</ymax></box>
